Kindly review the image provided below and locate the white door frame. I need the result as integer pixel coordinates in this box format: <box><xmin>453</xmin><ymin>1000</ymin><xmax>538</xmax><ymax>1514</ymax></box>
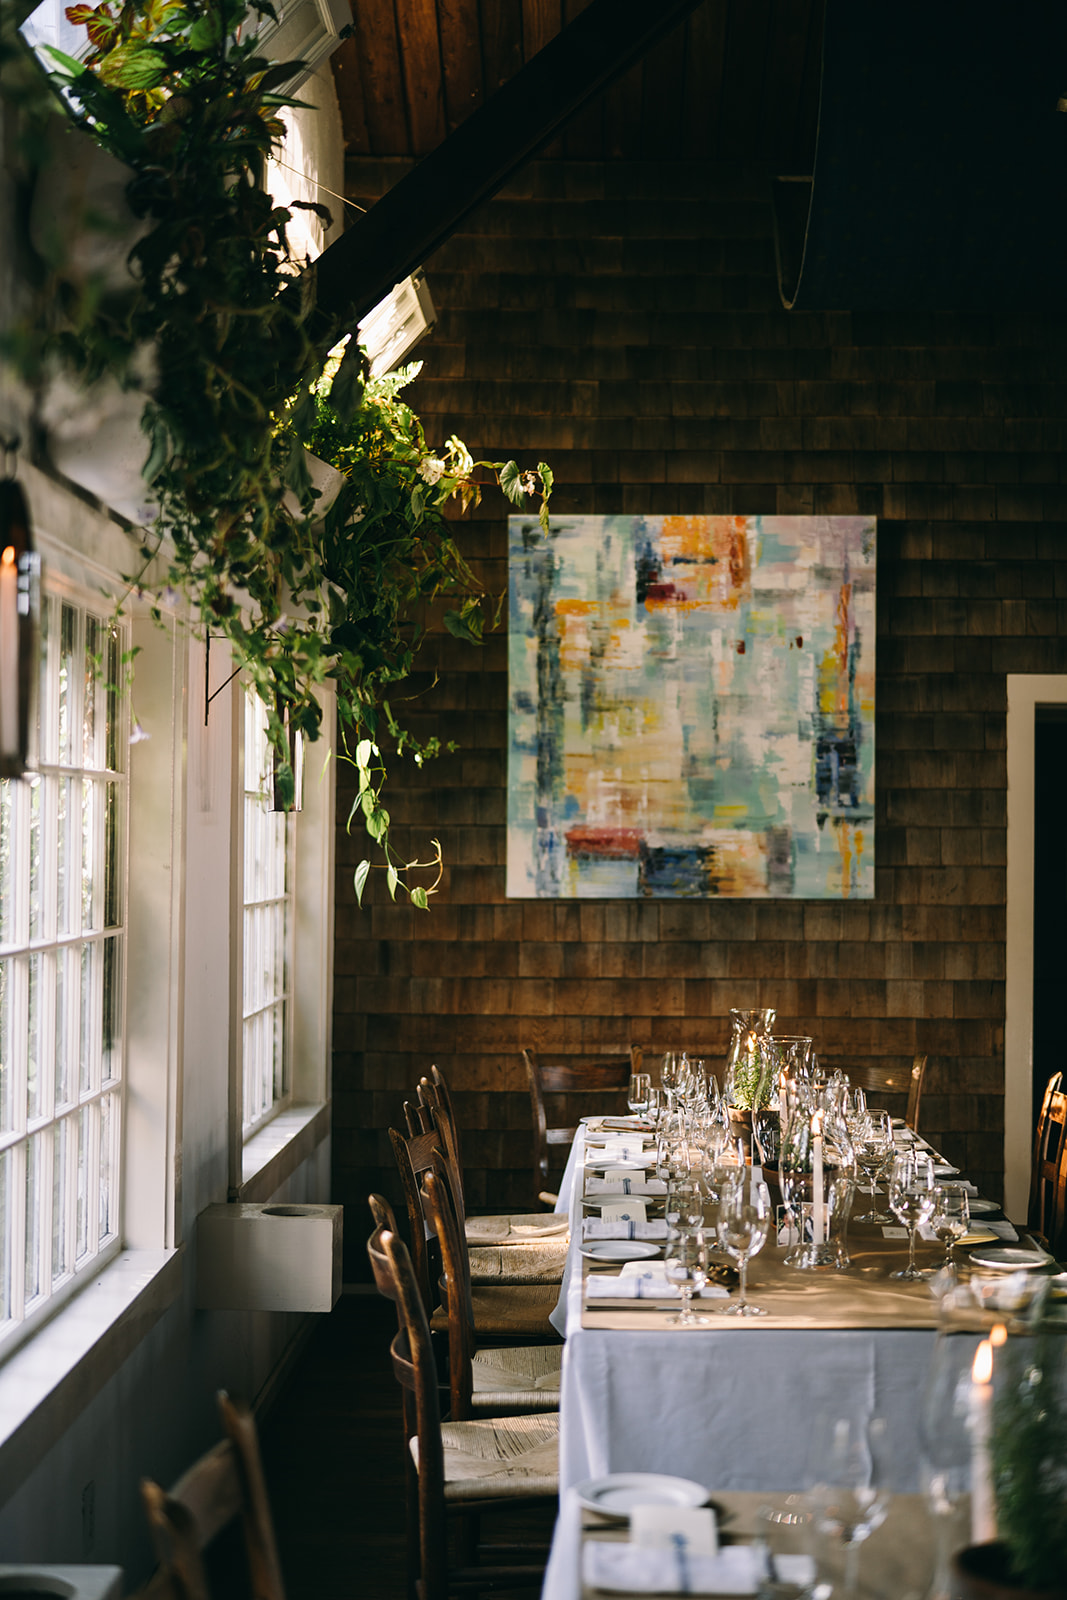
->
<box><xmin>1004</xmin><ymin>674</ymin><xmax>1067</xmax><ymax>1218</ymax></box>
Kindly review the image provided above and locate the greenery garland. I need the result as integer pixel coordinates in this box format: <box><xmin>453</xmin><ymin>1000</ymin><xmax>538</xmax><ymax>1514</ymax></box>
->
<box><xmin>2</xmin><ymin>0</ymin><xmax>550</xmax><ymax>906</ymax></box>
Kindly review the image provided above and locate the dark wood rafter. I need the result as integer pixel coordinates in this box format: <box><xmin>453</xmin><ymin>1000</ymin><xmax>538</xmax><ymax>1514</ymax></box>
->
<box><xmin>297</xmin><ymin>0</ymin><xmax>710</xmax><ymax>335</ymax></box>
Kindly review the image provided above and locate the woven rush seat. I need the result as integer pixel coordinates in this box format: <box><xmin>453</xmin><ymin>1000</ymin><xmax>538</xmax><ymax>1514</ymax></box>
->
<box><xmin>430</xmin><ymin>1282</ymin><xmax>559</xmax><ymax>1339</ymax></box>
<box><xmin>464</xmin><ymin>1213</ymin><xmax>569</xmax><ymax>1245</ymax></box>
<box><xmin>412</xmin><ymin>1412</ymin><xmax>558</xmax><ymax>1503</ymax></box>
<box><xmin>470</xmin><ymin>1343</ymin><xmax>562</xmax><ymax>1414</ymax></box>
<box><xmin>468</xmin><ymin>1238</ymin><xmax>568</xmax><ymax>1286</ymax></box>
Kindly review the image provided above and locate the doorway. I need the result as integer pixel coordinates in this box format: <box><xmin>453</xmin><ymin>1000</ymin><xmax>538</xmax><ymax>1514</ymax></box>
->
<box><xmin>1005</xmin><ymin>676</ymin><xmax>1067</xmax><ymax>1218</ymax></box>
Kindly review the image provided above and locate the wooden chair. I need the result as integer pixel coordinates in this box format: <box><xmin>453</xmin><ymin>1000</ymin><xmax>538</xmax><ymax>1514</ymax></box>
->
<box><xmin>843</xmin><ymin>1054</ymin><xmax>928</xmax><ymax>1131</ymax></box>
<box><xmin>389</xmin><ymin>1122</ymin><xmax>561</xmax><ymax>1339</ymax></box>
<box><xmin>139</xmin><ymin>1391</ymin><xmax>285</xmax><ymax>1600</ymax></box>
<box><xmin>422</xmin><ymin>1169</ymin><xmax>562</xmax><ymax>1419</ymax></box>
<box><xmin>367</xmin><ymin>1222</ymin><xmax>557</xmax><ymax>1600</ymax></box>
<box><xmin>1029</xmin><ymin>1072</ymin><xmax>1067</xmax><ymax>1254</ymax></box>
<box><xmin>522</xmin><ymin>1046</ymin><xmax>642</xmax><ymax>1206</ymax></box>
<box><xmin>417</xmin><ymin>1072</ymin><xmax>569</xmax><ymax>1283</ymax></box>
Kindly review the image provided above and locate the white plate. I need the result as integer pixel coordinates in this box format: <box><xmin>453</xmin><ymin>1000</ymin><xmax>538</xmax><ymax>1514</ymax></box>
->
<box><xmin>575</xmin><ymin>1472</ymin><xmax>709</xmax><ymax>1516</ymax></box>
<box><xmin>580</xmin><ymin>1240</ymin><xmax>662</xmax><ymax>1262</ymax></box>
<box><xmin>968</xmin><ymin>1198</ymin><xmax>999</xmax><ymax>1215</ymax></box>
<box><xmin>968</xmin><ymin>1247</ymin><xmax>1052</xmax><ymax>1272</ymax></box>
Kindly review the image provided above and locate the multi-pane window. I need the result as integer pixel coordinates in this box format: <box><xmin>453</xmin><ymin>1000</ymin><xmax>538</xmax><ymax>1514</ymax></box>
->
<box><xmin>242</xmin><ymin>690</ymin><xmax>293</xmax><ymax>1136</ymax></box>
<box><xmin>0</xmin><ymin>592</ymin><xmax>125</xmax><ymax>1351</ymax></box>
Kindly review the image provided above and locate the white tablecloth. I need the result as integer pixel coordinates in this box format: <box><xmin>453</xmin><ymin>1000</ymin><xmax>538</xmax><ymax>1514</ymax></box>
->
<box><xmin>552</xmin><ymin>1128</ymin><xmax>937</xmax><ymax>1494</ymax></box>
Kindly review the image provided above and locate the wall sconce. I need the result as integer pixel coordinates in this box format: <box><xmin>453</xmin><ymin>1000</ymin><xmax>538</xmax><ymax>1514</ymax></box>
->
<box><xmin>358</xmin><ymin>271</ymin><xmax>437</xmax><ymax>377</ymax></box>
<box><xmin>0</xmin><ymin>464</ymin><xmax>40</xmax><ymax>779</ymax></box>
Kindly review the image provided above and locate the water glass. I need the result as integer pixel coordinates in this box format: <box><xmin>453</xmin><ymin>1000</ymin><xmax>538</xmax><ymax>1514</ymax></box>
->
<box><xmin>931</xmin><ymin>1182</ymin><xmax>970</xmax><ymax>1275</ymax></box>
<box><xmin>713</xmin><ymin>1169</ymin><xmax>771</xmax><ymax>1316</ymax></box>
<box><xmin>627</xmin><ymin>1071</ymin><xmax>652</xmax><ymax>1116</ymax></box>
<box><xmin>806</xmin><ymin>1413</ymin><xmax>889</xmax><ymax>1600</ymax></box>
<box><xmin>663</xmin><ymin>1225</ymin><xmax>710</xmax><ymax>1325</ymax></box>
<box><xmin>888</xmin><ymin>1150</ymin><xmax>937</xmax><ymax>1280</ymax></box>
<box><xmin>853</xmin><ymin>1109</ymin><xmax>893</xmax><ymax>1224</ymax></box>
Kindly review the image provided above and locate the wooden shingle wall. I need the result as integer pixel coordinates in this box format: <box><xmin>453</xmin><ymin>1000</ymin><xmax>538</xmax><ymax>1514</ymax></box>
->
<box><xmin>333</xmin><ymin>157</ymin><xmax>1067</xmax><ymax>1264</ymax></box>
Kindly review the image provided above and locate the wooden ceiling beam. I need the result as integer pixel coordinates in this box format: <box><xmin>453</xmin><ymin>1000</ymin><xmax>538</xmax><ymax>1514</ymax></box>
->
<box><xmin>298</xmin><ymin>0</ymin><xmax>709</xmax><ymax>336</ymax></box>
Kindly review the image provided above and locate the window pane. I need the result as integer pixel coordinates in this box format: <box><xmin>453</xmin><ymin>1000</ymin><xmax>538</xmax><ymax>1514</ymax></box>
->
<box><xmin>0</xmin><ymin>1150</ymin><xmax>9</xmax><ymax>1324</ymax></box>
<box><xmin>57</xmin><ymin>774</ymin><xmax>73</xmax><ymax>936</ymax></box>
<box><xmin>81</xmin><ymin>778</ymin><xmax>96</xmax><ymax>930</ymax></box>
<box><xmin>242</xmin><ymin>688</ymin><xmax>292</xmax><ymax>1134</ymax></box>
<box><xmin>105</xmin><ymin>627</ymin><xmax>121</xmax><ymax>775</ymax></box>
<box><xmin>104</xmin><ymin>781</ymin><xmax>121</xmax><ymax>928</ymax></box>
<box><xmin>58</xmin><ymin>603</ymin><xmax>76</xmax><ymax>768</ymax></box>
<box><xmin>79</xmin><ymin>941</ymin><xmax>94</xmax><ymax>1096</ymax></box>
<box><xmin>52</xmin><ymin>1115</ymin><xmax>68</xmax><ymax>1283</ymax></box>
<box><xmin>24</xmin><ymin>1133</ymin><xmax>43</xmax><ymax>1304</ymax></box>
<box><xmin>0</xmin><ymin>779</ymin><xmax>15</xmax><ymax>946</ymax></box>
<box><xmin>75</xmin><ymin>1104</ymin><xmax>88</xmax><ymax>1262</ymax></box>
<box><xmin>0</xmin><ymin>958</ymin><xmax>10</xmax><ymax>1134</ymax></box>
<box><xmin>26</xmin><ymin>951</ymin><xmax>41</xmax><ymax>1123</ymax></box>
<box><xmin>55</xmin><ymin>947</ymin><xmax>72</xmax><ymax>1107</ymax></box>
<box><xmin>27</xmin><ymin>776</ymin><xmax>42</xmax><ymax>941</ymax></box>
<box><xmin>99</xmin><ymin>1091</ymin><xmax>114</xmax><ymax>1244</ymax></box>
<box><xmin>83</xmin><ymin>615</ymin><xmax>99</xmax><ymax>768</ymax></box>
<box><xmin>102</xmin><ymin>935</ymin><xmax>121</xmax><ymax>1085</ymax></box>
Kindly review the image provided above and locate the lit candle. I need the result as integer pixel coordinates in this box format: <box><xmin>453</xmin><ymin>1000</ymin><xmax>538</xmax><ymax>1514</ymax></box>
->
<box><xmin>970</xmin><ymin>1336</ymin><xmax>997</xmax><ymax>1545</ymax></box>
<box><xmin>0</xmin><ymin>545</ymin><xmax>17</xmax><ymax>759</ymax></box>
<box><xmin>811</xmin><ymin>1110</ymin><xmax>825</xmax><ymax>1243</ymax></box>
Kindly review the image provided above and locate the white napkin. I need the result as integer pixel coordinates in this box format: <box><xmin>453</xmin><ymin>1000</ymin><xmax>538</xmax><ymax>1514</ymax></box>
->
<box><xmin>583</xmin><ymin>1219</ymin><xmax>668</xmax><ymax>1241</ymax></box>
<box><xmin>585</xmin><ymin>1144</ymin><xmax>652</xmax><ymax>1161</ymax></box>
<box><xmin>582</xmin><ymin>1540</ymin><xmax>814</xmax><ymax>1594</ymax></box>
<box><xmin>984</xmin><ymin>1220</ymin><xmax>1020</xmax><ymax>1242</ymax></box>
<box><xmin>596</xmin><ymin>1116</ymin><xmax>656</xmax><ymax>1133</ymax></box>
<box><xmin>586</xmin><ymin>1263</ymin><xmax>729</xmax><ymax>1300</ymax></box>
<box><xmin>586</xmin><ymin>1177</ymin><xmax>668</xmax><ymax>1196</ymax></box>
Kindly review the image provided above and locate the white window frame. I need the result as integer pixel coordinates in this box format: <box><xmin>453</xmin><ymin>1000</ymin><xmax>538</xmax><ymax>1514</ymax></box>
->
<box><xmin>239</xmin><ymin>686</ymin><xmax>296</xmax><ymax>1140</ymax></box>
<box><xmin>0</xmin><ymin>576</ymin><xmax>128</xmax><ymax>1360</ymax></box>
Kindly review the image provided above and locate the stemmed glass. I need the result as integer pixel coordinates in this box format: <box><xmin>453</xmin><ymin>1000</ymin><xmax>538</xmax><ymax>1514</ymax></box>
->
<box><xmin>666</xmin><ymin>1176</ymin><xmax>705</xmax><ymax>1229</ymax></box>
<box><xmin>660</xmin><ymin>1053</ymin><xmax>680</xmax><ymax>1112</ymax></box>
<box><xmin>712</xmin><ymin>1169</ymin><xmax>771</xmax><ymax>1316</ymax></box>
<box><xmin>853</xmin><ymin>1109</ymin><xmax>894</xmax><ymax>1224</ymax></box>
<box><xmin>627</xmin><ymin>1072</ymin><xmax>652</xmax><ymax>1117</ymax></box>
<box><xmin>807</xmin><ymin>1413</ymin><xmax>890</xmax><ymax>1600</ymax></box>
<box><xmin>888</xmin><ymin>1150</ymin><xmax>937</xmax><ymax>1280</ymax></box>
<box><xmin>931</xmin><ymin>1183</ymin><xmax>971</xmax><ymax>1276</ymax></box>
<box><xmin>663</xmin><ymin>1225</ymin><xmax>711</xmax><ymax>1325</ymax></box>
<box><xmin>919</xmin><ymin>1331</ymin><xmax>977</xmax><ymax>1600</ymax></box>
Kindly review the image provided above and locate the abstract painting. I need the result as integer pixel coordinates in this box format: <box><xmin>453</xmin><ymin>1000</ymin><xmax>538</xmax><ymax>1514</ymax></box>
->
<box><xmin>507</xmin><ymin>514</ymin><xmax>875</xmax><ymax>899</ymax></box>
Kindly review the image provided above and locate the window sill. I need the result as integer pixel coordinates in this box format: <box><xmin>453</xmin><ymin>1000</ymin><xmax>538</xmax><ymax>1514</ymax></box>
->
<box><xmin>0</xmin><ymin>1247</ymin><xmax>182</xmax><ymax>1509</ymax></box>
<box><xmin>239</xmin><ymin>1102</ymin><xmax>330</xmax><ymax>1203</ymax></box>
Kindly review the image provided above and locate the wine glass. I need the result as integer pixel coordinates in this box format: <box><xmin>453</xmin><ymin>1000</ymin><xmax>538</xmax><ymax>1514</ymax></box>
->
<box><xmin>919</xmin><ymin>1330</ymin><xmax>978</xmax><ymax>1600</ymax></box>
<box><xmin>931</xmin><ymin>1182</ymin><xmax>971</xmax><ymax>1276</ymax></box>
<box><xmin>712</xmin><ymin>1169</ymin><xmax>771</xmax><ymax>1316</ymax></box>
<box><xmin>660</xmin><ymin>1052</ymin><xmax>680</xmax><ymax>1111</ymax></box>
<box><xmin>627</xmin><ymin>1071</ymin><xmax>652</xmax><ymax>1117</ymax></box>
<box><xmin>807</xmin><ymin>1413</ymin><xmax>890</xmax><ymax>1600</ymax></box>
<box><xmin>663</xmin><ymin>1225</ymin><xmax>711</xmax><ymax>1325</ymax></box>
<box><xmin>888</xmin><ymin>1150</ymin><xmax>937</xmax><ymax>1280</ymax></box>
<box><xmin>666</xmin><ymin>1176</ymin><xmax>705</xmax><ymax>1229</ymax></box>
<box><xmin>853</xmin><ymin>1109</ymin><xmax>894</xmax><ymax>1224</ymax></box>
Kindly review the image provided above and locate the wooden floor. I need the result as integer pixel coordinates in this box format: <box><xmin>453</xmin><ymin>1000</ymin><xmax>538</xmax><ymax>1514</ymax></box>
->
<box><xmin>260</xmin><ymin>1293</ymin><xmax>558</xmax><ymax>1599</ymax></box>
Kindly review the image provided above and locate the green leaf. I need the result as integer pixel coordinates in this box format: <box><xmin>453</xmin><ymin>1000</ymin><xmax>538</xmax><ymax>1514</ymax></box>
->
<box><xmin>353</xmin><ymin>858</ymin><xmax>370</xmax><ymax>905</ymax></box>
<box><xmin>498</xmin><ymin>460</ymin><xmax>524</xmax><ymax>504</ymax></box>
<box><xmin>443</xmin><ymin>609</ymin><xmax>483</xmax><ymax>644</ymax></box>
<box><xmin>41</xmin><ymin>45</ymin><xmax>88</xmax><ymax>78</ymax></box>
<box><xmin>328</xmin><ymin>338</ymin><xmax>364</xmax><ymax>421</ymax></box>
<box><xmin>386</xmin><ymin>864</ymin><xmax>398</xmax><ymax>901</ymax></box>
<box><xmin>188</xmin><ymin>14</ymin><xmax>223</xmax><ymax>50</ymax></box>
<box><xmin>355</xmin><ymin>738</ymin><xmax>375</xmax><ymax>769</ymax></box>
<box><xmin>410</xmin><ymin>886</ymin><xmax>429</xmax><ymax>911</ymax></box>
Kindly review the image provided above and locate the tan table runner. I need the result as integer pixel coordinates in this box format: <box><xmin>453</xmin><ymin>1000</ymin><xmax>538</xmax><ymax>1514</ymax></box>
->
<box><xmin>581</xmin><ymin>1225</ymin><xmax>947</xmax><ymax>1331</ymax></box>
<box><xmin>579</xmin><ymin>1490</ymin><xmax>937</xmax><ymax>1599</ymax></box>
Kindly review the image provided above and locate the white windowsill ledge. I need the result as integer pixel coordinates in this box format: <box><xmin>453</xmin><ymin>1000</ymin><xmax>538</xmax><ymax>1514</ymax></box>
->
<box><xmin>239</xmin><ymin>1102</ymin><xmax>330</xmax><ymax>1203</ymax></box>
<box><xmin>0</xmin><ymin>1248</ymin><xmax>183</xmax><ymax>1509</ymax></box>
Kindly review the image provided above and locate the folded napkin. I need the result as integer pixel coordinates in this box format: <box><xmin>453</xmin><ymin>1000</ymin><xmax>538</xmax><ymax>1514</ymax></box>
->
<box><xmin>591</xmin><ymin>1117</ymin><xmax>656</xmax><ymax>1133</ymax></box>
<box><xmin>586</xmin><ymin>1177</ymin><xmax>668</xmax><ymax>1196</ymax></box>
<box><xmin>984</xmin><ymin>1220</ymin><xmax>1020</xmax><ymax>1242</ymax></box>
<box><xmin>585</xmin><ymin>1276</ymin><xmax>730</xmax><ymax>1301</ymax></box>
<box><xmin>585</xmin><ymin>1144</ymin><xmax>652</xmax><ymax>1161</ymax></box>
<box><xmin>583</xmin><ymin>1540</ymin><xmax>814</xmax><ymax>1594</ymax></box>
<box><xmin>583</xmin><ymin>1219</ymin><xmax>669</xmax><ymax>1241</ymax></box>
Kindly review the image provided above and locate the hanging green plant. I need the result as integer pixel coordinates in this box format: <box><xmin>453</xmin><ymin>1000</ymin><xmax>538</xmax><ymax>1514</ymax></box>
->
<box><xmin>2</xmin><ymin>0</ymin><xmax>551</xmax><ymax>905</ymax></box>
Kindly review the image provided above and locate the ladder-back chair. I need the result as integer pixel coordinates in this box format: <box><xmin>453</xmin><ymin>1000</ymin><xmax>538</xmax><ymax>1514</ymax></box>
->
<box><xmin>844</xmin><ymin>1054</ymin><xmax>928</xmax><ymax>1131</ymax></box>
<box><xmin>140</xmin><ymin>1391</ymin><xmax>285</xmax><ymax>1600</ymax></box>
<box><xmin>389</xmin><ymin>1123</ymin><xmax>560</xmax><ymax>1338</ymax></box>
<box><xmin>422</xmin><ymin>1168</ymin><xmax>562</xmax><ymax>1419</ymax></box>
<box><xmin>367</xmin><ymin>1223</ymin><xmax>557</xmax><ymax>1600</ymax></box>
<box><xmin>522</xmin><ymin>1046</ymin><xmax>642</xmax><ymax>1206</ymax></box>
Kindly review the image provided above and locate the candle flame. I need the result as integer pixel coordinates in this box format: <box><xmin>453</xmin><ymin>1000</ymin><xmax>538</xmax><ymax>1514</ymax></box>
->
<box><xmin>990</xmin><ymin>1323</ymin><xmax>1007</xmax><ymax>1348</ymax></box>
<box><xmin>972</xmin><ymin>1340</ymin><xmax>994</xmax><ymax>1385</ymax></box>
<box><xmin>1</xmin><ymin>546</ymin><xmax>14</xmax><ymax>568</ymax></box>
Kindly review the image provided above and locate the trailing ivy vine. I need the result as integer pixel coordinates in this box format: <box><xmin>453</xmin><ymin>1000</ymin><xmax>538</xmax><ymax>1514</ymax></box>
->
<box><xmin>2</xmin><ymin>0</ymin><xmax>550</xmax><ymax>905</ymax></box>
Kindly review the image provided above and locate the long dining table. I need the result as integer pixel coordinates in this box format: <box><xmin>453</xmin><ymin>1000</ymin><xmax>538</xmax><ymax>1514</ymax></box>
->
<box><xmin>548</xmin><ymin>1123</ymin><xmax>1008</xmax><ymax>1497</ymax></box>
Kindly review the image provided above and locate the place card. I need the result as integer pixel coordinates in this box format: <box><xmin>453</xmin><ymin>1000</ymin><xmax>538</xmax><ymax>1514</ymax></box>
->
<box><xmin>600</xmin><ymin>1199</ymin><xmax>648</xmax><ymax>1223</ymax></box>
<box><xmin>604</xmin><ymin>1165</ymin><xmax>647</xmax><ymax>1180</ymax></box>
<box><xmin>882</xmin><ymin>1225</ymin><xmax>908</xmax><ymax>1239</ymax></box>
<box><xmin>630</xmin><ymin>1504</ymin><xmax>718</xmax><ymax>1555</ymax></box>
